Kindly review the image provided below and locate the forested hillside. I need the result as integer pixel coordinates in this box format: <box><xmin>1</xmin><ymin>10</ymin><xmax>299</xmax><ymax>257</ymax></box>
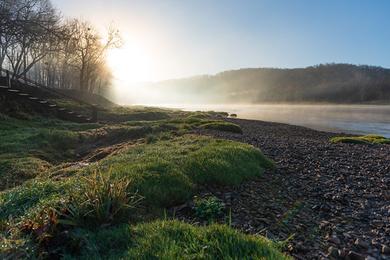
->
<box><xmin>146</xmin><ymin>64</ymin><xmax>390</xmax><ymax>104</ymax></box>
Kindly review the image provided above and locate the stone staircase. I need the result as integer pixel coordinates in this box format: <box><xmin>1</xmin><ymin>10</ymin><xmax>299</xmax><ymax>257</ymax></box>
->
<box><xmin>0</xmin><ymin>70</ymin><xmax>97</xmax><ymax>123</ymax></box>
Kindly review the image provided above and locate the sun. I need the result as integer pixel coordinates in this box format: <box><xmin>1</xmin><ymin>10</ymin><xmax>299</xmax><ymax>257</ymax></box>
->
<box><xmin>107</xmin><ymin>42</ymin><xmax>152</xmax><ymax>83</ymax></box>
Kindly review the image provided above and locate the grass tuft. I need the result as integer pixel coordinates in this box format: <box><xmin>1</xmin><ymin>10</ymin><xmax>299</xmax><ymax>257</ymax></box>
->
<box><xmin>331</xmin><ymin>134</ymin><xmax>390</xmax><ymax>144</ymax></box>
<box><xmin>67</xmin><ymin>220</ymin><xmax>290</xmax><ymax>259</ymax></box>
<box><xmin>200</xmin><ymin>121</ymin><xmax>243</xmax><ymax>134</ymax></box>
<box><xmin>94</xmin><ymin>135</ymin><xmax>273</xmax><ymax>208</ymax></box>
<box><xmin>58</xmin><ymin>169</ymin><xmax>143</xmax><ymax>228</ymax></box>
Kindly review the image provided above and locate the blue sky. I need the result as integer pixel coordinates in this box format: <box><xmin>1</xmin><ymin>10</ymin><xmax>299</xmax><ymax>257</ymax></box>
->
<box><xmin>52</xmin><ymin>0</ymin><xmax>390</xmax><ymax>81</ymax></box>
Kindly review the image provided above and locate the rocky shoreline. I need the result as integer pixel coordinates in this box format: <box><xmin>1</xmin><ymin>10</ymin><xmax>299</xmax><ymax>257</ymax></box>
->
<box><xmin>178</xmin><ymin>119</ymin><xmax>390</xmax><ymax>259</ymax></box>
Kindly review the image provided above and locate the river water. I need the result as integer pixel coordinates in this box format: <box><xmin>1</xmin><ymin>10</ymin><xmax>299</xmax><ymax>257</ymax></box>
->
<box><xmin>160</xmin><ymin>104</ymin><xmax>390</xmax><ymax>137</ymax></box>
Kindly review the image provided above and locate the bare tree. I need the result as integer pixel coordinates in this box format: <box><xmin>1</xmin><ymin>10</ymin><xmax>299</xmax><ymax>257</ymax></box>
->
<box><xmin>65</xmin><ymin>19</ymin><xmax>121</xmax><ymax>92</ymax></box>
<box><xmin>4</xmin><ymin>0</ymin><xmax>62</xmax><ymax>79</ymax></box>
<box><xmin>0</xmin><ymin>0</ymin><xmax>19</xmax><ymax>70</ymax></box>
<box><xmin>1</xmin><ymin>0</ymin><xmax>120</xmax><ymax>96</ymax></box>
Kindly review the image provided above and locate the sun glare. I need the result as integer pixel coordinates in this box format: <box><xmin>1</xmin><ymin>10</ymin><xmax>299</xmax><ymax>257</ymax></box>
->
<box><xmin>107</xmin><ymin>42</ymin><xmax>152</xmax><ymax>83</ymax></box>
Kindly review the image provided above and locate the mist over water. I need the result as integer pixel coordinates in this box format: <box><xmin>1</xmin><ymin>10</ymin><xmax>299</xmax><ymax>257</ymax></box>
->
<box><xmin>155</xmin><ymin>104</ymin><xmax>390</xmax><ymax>137</ymax></box>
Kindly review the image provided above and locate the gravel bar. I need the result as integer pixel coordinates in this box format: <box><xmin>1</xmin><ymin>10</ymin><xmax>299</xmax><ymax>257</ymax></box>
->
<box><xmin>198</xmin><ymin>118</ymin><xmax>390</xmax><ymax>259</ymax></box>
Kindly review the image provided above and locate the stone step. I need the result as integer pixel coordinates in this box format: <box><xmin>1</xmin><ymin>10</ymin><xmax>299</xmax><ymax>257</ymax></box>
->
<box><xmin>0</xmin><ymin>79</ymin><xmax>93</xmax><ymax>123</ymax></box>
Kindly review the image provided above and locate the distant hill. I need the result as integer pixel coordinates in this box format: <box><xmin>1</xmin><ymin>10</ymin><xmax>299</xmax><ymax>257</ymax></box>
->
<box><xmin>145</xmin><ymin>64</ymin><xmax>390</xmax><ymax>104</ymax></box>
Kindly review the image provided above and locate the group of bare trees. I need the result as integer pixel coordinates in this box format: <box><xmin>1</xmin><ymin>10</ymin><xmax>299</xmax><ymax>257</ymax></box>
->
<box><xmin>0</xmin><ymin>0</ymin><xmax>120</xmax><ymax>93</ymax></box>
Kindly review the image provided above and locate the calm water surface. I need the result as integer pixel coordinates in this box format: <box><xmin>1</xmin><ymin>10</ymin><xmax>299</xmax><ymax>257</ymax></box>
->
<box><xmin>160</xmin><ymin>104</ymin><xmax>390</xmax><ymax>137</ymax></box>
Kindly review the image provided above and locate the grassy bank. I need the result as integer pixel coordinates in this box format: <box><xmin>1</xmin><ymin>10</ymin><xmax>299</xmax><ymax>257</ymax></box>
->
<box><xmin>0</xmin><ymin>106</ymin><xmax>287</xmax><ymax>259</ymax></box>
<box><xmin>89</xmin><ymin>135</ymin><xmax>273</xmax><ymax>208</ymax></box>
<box><xmin>0</xmin><ymin>135</ymin><xmax>273</xmax><ymax>222</ymax></box>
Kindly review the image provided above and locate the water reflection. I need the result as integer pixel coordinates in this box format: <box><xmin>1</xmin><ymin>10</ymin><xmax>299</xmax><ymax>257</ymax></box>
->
<box><xmin>161</xmin><ymin>104</ymin><xmax>390</xmax><ymax>137</ymax></box>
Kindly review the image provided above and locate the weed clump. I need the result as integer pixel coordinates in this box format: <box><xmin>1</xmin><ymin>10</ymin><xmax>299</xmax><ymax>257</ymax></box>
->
<box><xmin>194</xmin><ymin>196</ymin><xmax>225</xmax><ymax>222</ymax></box>
<box><xmin>59</xmin><ymin>169</ymin><xmax>143</xmax><ymax>228</ymax></box>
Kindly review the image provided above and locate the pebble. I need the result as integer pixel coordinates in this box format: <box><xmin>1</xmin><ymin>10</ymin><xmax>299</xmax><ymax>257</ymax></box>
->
<box><xmin>329</xmin><ymin>235</ymin><xmax>341</xmax><ymax>245</ymax></box>
<box><xmin>328</xmin><ymin>246</ymin><xmax>339</xmax><ymax>257</ymax></box>
<box><xmin>355</xmin><ymin>238</ymin><xmax>369</xmax><ymax>250</ymax></box>
<box><xmin>187</xmin><ymin>119</ymin><xmax>390</xmax><ymax>259</ymax></box>
<box><xmin>346</xmin><ymin>251</ymin><xmax>365</xmax><ymax>260</ymax></box>
<box><xmin>382</xmin><ymin>245</ymin><xmax>390</xmax><ymax>255</ymax></box>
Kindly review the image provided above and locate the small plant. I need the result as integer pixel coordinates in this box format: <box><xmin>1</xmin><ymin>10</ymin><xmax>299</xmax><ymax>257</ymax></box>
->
<box><xmin>194</xmin><ymin>196</ymin><xmax>225</xmax><ymax>222</ymax></box>
<box><xmin>230</xmin><ymin>113</ymin><xmax>237</xmax><ymax>118</ymax></box>
<box><xmin>59</xmin><ymin>169</ymin><xmax>143</xmax><ymax>227</ymax></box>
<box><xmin>145</xmin><ymin>134</ymin><xmax>158</xmax><ymax>144</ymax></box>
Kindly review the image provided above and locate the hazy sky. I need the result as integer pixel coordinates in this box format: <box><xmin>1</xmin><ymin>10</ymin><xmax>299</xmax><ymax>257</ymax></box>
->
<box><xmin>52</xmin><ymin>0</ymin><xmax>390</xmax><ymax>82</ymax></box>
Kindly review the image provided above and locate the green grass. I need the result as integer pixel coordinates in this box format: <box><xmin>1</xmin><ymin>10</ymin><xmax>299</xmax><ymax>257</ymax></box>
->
<box><xmin>0</xmin><ymin>135</ymin><xmax>272</xmax><ymax>221</ymax></box>
<box><xmin>200</xmin><ymin>121</ymin><xmax>243</xmax><ymax>134</ymax></box>
<box><xmin>0</xmin><ymin>117</ymin><xmax>100</xmax><ymax>160</ymax></box>
<box><xmin>330</xmin><ymin>134</ymin><xmax>390</xmax><ymax>144</ymax></box>
<box><xmin>79</xmin><ymin>125</ymin><xmax>155</xmax><ymax>145</ymax></box>
<box><xmin>0</xmin><ymin>116</ymin><xmax>178</xmax><ymax>190</ymax></box>
<box><xmin>0</xmin><ymin>116</ymin><xmax>148</xmax><ymax>191</ymax></box>
<box><xmin>98</xmin><ymin>106</ymin><xmax>173</xmax><ymax>122</ymax></box>
<box><xmin>0</xmin><ymin>117</ymin><xmax>102</xmax><ymax>190</ymax></box>
<box><xmin>65</xmin><ymin>220</ymin><xmax>290</xmax><ymax>259</ymax></box>
<box><xmin>93</xmin><ymin>135</ymin><xmax>274</xmax><ymax>207</ymax></box>
<box><xmin>49</xmin><ymin>99</ymin><xmax>93</xmax><ymax>116</ymax></box>
<box><xmin>0</xmin><ymin>179</ymin><xmax>70</xmax><ymax>221</ymax></box>
<box><xmin>49</xmin><ymin>101</ymin><xmax>175</xmax><ymax>122</ymax></box>
<box><xmin>194</xmin><ymin>196</ymin><xmax>225</xmax><ymax>222</ymax></box>
<box><xmin>144</xmin><ymin>116</ymin><xmax>243</xmax><ymax>134</ymax></box>
<box><xmin>58</xmin><ymin>169</ymin><xmax>143</xmax><ymax>228</ymax></box>
<box><xmin>0</xmin><ymin>107</ymin><xmax>285</xmax><ymax>259</ymax></box>
<box><xmin>0</xmin><ymin>134</ymin><xmax>278</xmax><ymax>259</ymax></box>
<box><xmin>0</xmin><ymin>229</ymin><xmax>36</xmax><ymax>259</ymax></box>
<box><xmin>186</xmin><ymin>113</ymin><xmax>211</xmax><ymax>120</ymax></box>
<box><xmin>205</xmin><ymin>111</ymin><xmax>229</xmax><ymax>118</ymax></box>
<box><xmin>0</xmin><ymin>157</ymin><xmax>51</xmax><ymax>190</ymax></box>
